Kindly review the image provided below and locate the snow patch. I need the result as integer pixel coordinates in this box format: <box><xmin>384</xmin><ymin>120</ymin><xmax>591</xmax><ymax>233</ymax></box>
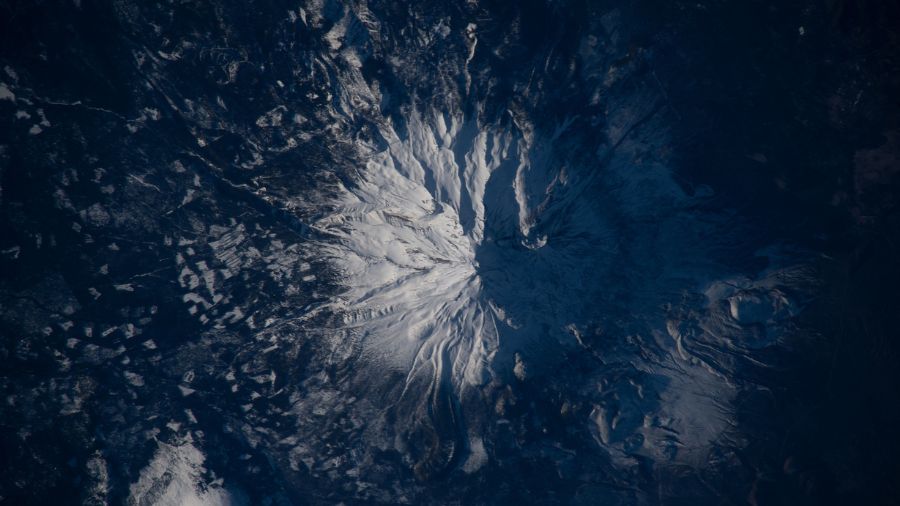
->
<box><xmin>128</xmin><ymin>441</ymin><xmax>241</xmax><ymax>506</ymax></box>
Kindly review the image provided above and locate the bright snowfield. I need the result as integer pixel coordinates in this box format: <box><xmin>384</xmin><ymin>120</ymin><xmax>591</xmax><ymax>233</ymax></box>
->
<box><xmin>129</xmin><ymin>440</ymin><xmax>240</xmax><ymax>506</ymax></box>
<box><xmin>317</xmin><ymin>111</ymin><xmax>513</xmax><ymax>394</ymax></box>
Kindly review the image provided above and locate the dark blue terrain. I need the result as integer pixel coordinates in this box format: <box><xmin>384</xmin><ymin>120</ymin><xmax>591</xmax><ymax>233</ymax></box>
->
<box><xmin>1</xmin><ymin>1</ymin><xmax>899</xmax><ymax>504</ymax></box>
